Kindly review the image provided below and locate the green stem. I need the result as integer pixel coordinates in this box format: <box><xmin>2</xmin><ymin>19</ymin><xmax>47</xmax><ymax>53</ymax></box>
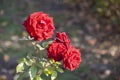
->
<box><xmin>32</xmin><ymin>41</ymin><xmax>39</xmax><ymax>63</ymax></box>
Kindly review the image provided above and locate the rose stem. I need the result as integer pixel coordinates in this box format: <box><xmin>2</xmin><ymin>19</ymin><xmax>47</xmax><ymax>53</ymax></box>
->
<box><xmin>33</xmin><ymin>41</ymin><xmax>39</xmax><ymax>63</ymax></box>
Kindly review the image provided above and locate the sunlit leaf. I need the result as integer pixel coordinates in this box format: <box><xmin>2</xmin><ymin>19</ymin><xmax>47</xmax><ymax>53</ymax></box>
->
<box><xmin>36</xmin><ymin>44</ymin><xmax>45</xmax><ymax>50</ymax></box>
<box><xmin>44</xmin><ymin>66</ymin><xmax>54</xmax><ymax>76</ymax></box>
<box><xmin>16</xmin><ymin>62</ymin><xmax>24</xmax><ymax>73</ymax></box>
<box><xmin>55</xmin><ymin>62</ymin><xmax>61</xmax><ymax>66</ymax></box>
<box><xmin>56</xmin><ymin>67</ymin><xmax>64</xmax><ymax>73</ymax></box>
<box><xmin>29</xmin><ymin>66</ymin><xmax>37</xmax><ymax>80</ymax></box>
<box><xmin>44</xmin><ymin>68</ymin><xmax>49</xmax><ymax>76</ymax></box>
<box><xmin>39</xmin><ymin>61</ymin><xmax>46</xmax><ymax>67</ymax></box>
<box><xmin>50</xmin><ymin>59</ymin><xmax>55</xmax><ymax>64</ymax></box>
<box><xmin>51</xmin><ymin>71</ymin><xmax>57</xmax><ymax>80</ymax></box>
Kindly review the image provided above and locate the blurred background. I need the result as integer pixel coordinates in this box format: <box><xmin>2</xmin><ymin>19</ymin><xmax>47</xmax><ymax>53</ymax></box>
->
<box><xmin>0</xmin><ymin>0</ymin><xmax>120</xmax><ymax>80</ymax></box>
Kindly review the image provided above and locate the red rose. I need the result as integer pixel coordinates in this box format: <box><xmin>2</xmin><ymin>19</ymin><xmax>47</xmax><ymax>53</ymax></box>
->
<box><xmin>63</xmin><ymin>46</ymin><xmax>81</xmax><ymax>71</ymax></box>
<box><xmin>23</xmin><ymin>12</ymin><xmax>55</xmax><ymax>41</ymax></box>
<box><xmin>47</xmin><ymin>32</ymin><xmax>71</xmax><ymax>61</ymax></box>
<box><xmin>47</xmin><ymin>42</ymin><xmax>67</xmax><ymax>61</ymax></box>
<box><xmin>55</xmin><ymin>32</ymin><xmax>70</xmax><ymax>49</ymax></box>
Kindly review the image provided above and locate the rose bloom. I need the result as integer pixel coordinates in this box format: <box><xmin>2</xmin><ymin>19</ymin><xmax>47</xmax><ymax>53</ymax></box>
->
<box><xmin>47</xmin><ymin>42</ymin><xmax>67</xmax><ymax>61</ymax></box>
<box><xmin>63</xmin><ymin>46</ymin><xmax>81</xmax><ymax>71</ymax></box>
<box><xmin>23</xmin><ymin>12</ymin><xmax>55</xmax><ymax>41</ymax></box>
<box><xmin>47</xmin><ymin>32</ymin><xmax>71</xmax><ymax>61</ymax></box>
<box><xmin>55</xmin><ymin>32</ymin><xmax>70</xmax><ymax>49</ymax></box>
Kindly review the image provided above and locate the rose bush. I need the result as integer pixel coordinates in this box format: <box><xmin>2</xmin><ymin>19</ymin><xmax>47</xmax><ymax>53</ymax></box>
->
<box><xmin>23</xmin><ymin>12</ymin><xmax>55</xmax><ymax>41</ymax></box>
<box><xmin>16</xmin><ymin>11</ymin><xmax>82</xmax><ymax>80</ymax></box>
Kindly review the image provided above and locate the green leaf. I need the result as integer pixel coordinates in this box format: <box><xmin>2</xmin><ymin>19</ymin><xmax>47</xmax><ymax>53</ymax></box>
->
<box><xmin>36</xmin><ymin>44</ymin><xmax>45</xmax><ymax>50</ymax></box>
<box><xmin>26</xmin><ymin>53</ymin><xmax>32</xmax><ymax>59</ymax></box>
<box><xmin>33</xmin><ymin>75</ymin><xmax>42</xmax><ymax>80</ymax></box>
<box><xmin>51</xmin><ymin>71</ymin><xmax>57</xmax><ymax>80</ymax></box>
<box><xmin>29</xmin><ymin>66</ymin><xmax>37</xmax><ymax>80</ymax></box>
<box><xmin>16</xmin><ymin>62</ymin><xmax>24</xmax><ymax>73</ymax></box>
<box><xmin>41</xmin><ymin>40</ymin><xmax>53</xmax><ymax>48</ymax></box>
<box><xmin>17</xmin><ymin>72</ymin><xmax>28</xmax><ymax>80</ymax></box>
<box><xmin>18</xmin><ymin>58</ymin><xmax>26</xmax><ymax>63</ymax></box>
<box><xmin>56</xmin><ymin>67</ymin><xmax>64</xmax><ymax>73</ymax></box>
<box><xmin>44</xmin><ymin>69</ymin><xmax>49</xmax><ymax>76</ymax></box>
<box><xmin>37</xmin><ymin>63</ymin><xmax>42</xmax><ymax>68</ymax></box>
<box><xmin>44</xmin><ymin>66</ymin><xmax>54</xmax><ymax>76</ymax></box>
<box><xmin>55</xmin><ymin>62</ymin><xmax>61</xmax><ymax>66</ymax></box>
<box><xmin>41</xmin><ymin>42</ymin><xmax>49</xmax><ymax>48</ymax></box>
<box><xmin>39</xmin><ymin>61</ymin><xmax>46</xmax><ymax>67</ymax></box>
<box><xmin>50</xmin><ymin>59</ymin><xmax>55</xmax><ymax>64</ymax></box>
